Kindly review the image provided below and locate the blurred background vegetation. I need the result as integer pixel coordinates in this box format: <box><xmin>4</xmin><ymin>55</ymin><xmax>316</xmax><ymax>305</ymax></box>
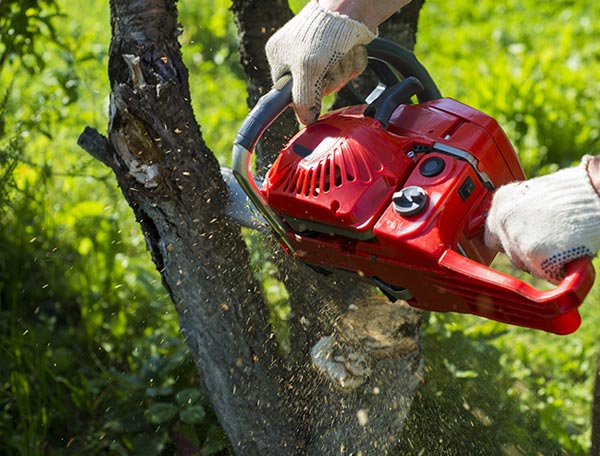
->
<box><xmin>1</xmin><ymin>0</ymin><xmax>600</xmax><ymax>454</ymax></box>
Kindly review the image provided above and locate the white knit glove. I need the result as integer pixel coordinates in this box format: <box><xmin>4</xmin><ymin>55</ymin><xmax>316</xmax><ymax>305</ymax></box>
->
<box><xmin>485</xmin><ymin>155</ymin><xmax>600</xmax><ymax>283</ymax></box>
<box><xmin>265</xmin><ymin>1</ymin><xmax>376</xmax><ymax>124</ymax></box>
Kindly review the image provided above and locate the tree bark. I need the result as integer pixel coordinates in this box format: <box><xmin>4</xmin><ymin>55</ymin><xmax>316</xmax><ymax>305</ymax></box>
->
<box><xmin>79</xmin><ymin>0</ymin><xmax>426</xmax><ymax>453</ymax></box>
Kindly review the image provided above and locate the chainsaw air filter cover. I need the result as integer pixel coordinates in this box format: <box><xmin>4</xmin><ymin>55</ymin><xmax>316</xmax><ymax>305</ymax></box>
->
<box><xmin>233</xmin><ymin>39</ymin><xmax>595</xmax><ymax>335</ymax></box>
<box><xmin>262</xmin><ymin>106</ymin><xmax>415</xmax><ymax>239</ymax></box>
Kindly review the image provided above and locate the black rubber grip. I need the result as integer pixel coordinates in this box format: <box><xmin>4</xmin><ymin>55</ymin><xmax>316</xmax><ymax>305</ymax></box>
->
<box><xmin>372</xmin><ymin>76</ymin><xmax>425</xmax><ymax>128</ymax></box>
<box><xmin>366</xmin><ymin>38</ymin><xmax>441</xmax><ymax>102</ymax></box>
<box><xmin>233</xmin><ymin>75</ymin><xmax>293</xmax><ymax>152</ymax></box>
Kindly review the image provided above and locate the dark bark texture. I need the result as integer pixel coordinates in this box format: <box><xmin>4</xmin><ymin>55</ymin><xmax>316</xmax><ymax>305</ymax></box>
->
<box><xmin>79</xmin><ymin>0</ymin><xmax>427</xmax><ymax>454</ymax></box>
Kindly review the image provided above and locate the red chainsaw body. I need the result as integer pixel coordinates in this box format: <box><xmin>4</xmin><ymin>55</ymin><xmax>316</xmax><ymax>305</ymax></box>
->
<box><xmin>259</xmin><ymin>98</ymin><xmax>595</xmax><ymax>334</ymax></box>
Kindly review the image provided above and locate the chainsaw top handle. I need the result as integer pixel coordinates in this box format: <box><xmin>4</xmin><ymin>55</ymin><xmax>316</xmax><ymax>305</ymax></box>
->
<box><xmin>232</xmin><ymin>38</ymin><xmax>442</xmax><ymax>251</ymax></box>
<box><xmin>233</xmin><ymin>38</ymin><xmax>442</xmax><ymax>153</ymax></box>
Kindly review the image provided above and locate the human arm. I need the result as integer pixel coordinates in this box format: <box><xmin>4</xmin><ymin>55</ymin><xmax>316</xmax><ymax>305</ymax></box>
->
<box><xmin>484</xmin><ymin>155</ymin><xmax>600</xmax><ymax>283</ymax></box>
<box><xmin>588</xmin><ymin>154</ymin><xmax>600</xmax><ymax>193</ymax></box>
<box><xmin>318</xmin><ymin>0</ymin><xmax>412</xmax><ymax>30</ymax></box>
<box><xmin>265</xmin><ymin>0</ymin><xmax>412</xmax><ymax>124</ymax></box>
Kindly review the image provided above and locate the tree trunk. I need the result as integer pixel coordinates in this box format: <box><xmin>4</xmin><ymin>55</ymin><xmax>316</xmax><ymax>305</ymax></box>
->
<box><xmin>79</xmin><ymin>0</ymin><xmax>426</xmax><ymax>453</ymax></box>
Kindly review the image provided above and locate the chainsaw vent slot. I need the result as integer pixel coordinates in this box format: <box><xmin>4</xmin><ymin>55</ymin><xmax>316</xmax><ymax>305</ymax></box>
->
<box><xmin>334</xmin><ymin>164</ymin><xmax>343</xmax><ymax>187</ymax></box>
<box><xmin>281</xmin><ymin>144</ymin><xmax>385</xmax><ymax>200</ymax></box>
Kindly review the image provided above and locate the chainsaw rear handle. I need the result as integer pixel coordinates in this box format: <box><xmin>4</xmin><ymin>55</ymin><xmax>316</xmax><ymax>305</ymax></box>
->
<box><xmin>439</xmin><ymin>249</ymin><xmax>595</xmax><ymax>334</ymax></box>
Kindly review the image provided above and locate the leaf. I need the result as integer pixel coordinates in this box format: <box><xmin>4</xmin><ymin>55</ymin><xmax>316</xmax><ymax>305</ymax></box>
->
<box><xmin>175</xmin><ymin>388</ymin><xmax>202</xmax><ymax>406</ymax></box>
<box><xmin>145</xmin><ymin>386</ymin><xmax>174</xmax><ymax>398</ymax></box>
<box><xmin>201</xmin><ymin>424</ymin><xmax>230</xmax><ymax>455</ymax></box>
<box><xmin>144</xmin><ymin>402</ymin><xmax>178</xmax><ymax>424</ymax></box>
<box><xmin>105</xmin><ymin>412</ymin><xmax>147</xmax><ymax>434</ymax></box>
<box><xmin>179</xmin><ymin>405</ymin><xmax>206</xmax><ymax>424</ymax></box>
<box><xmin>130</xmin><ymin>433</ymin><xmax>168</xmax><ymax>456</ymax></box>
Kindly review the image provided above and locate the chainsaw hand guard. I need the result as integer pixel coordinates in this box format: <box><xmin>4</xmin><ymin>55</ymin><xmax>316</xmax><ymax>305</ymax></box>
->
<box><xmin>232</xmin><ymin>38</ymin><xmax>595</xmax><ymax>335</ymax></box>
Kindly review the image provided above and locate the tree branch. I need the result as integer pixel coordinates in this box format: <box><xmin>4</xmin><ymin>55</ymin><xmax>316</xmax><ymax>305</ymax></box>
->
<box><xmin>77</xmin><ymin>126</ymin><xmax>116</xmax><ymax>168</ymax></box>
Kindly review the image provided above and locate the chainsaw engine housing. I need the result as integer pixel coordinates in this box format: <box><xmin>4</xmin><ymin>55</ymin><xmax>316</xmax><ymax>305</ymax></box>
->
<box><xmin>261</xmin><ymin>98</ymin><xmax>525</xmax><ymax>300</ymax></box>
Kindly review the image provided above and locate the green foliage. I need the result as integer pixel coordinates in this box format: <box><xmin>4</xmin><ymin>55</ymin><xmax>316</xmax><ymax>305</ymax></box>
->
<box><xmin>289</xmin><ymin>0</ymin><xmax>308</xmax><ymax>13</ymax></box>
<box><xmin>0</xmin><ymin>0</ymin><xmax>62</xmax><ymax>71</ymax></box>
<box><xmin>399</xmin><ymin>314</ymin><xmax>566</xmax><ymax>455</ymax></box>
<box><xmin>399</xmin><ymin>307</ymin><xmax>598</xmax><ymax>455</ymax></box>
<box><xmin>417</xmin><ymin>0</ymin><xmax>600</xmax><ymax>176</ymax></box>
<box><xmin>178</xmin><ymin>0</ymin><xmax>248</xmax><ymax>163</ymax></box>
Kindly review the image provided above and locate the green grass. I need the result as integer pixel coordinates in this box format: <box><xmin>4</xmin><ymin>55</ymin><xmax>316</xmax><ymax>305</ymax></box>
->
<box><xmin>417</xmin><ymin>0</ymin><xmax>600</xmax><ymax>176</ymax></box>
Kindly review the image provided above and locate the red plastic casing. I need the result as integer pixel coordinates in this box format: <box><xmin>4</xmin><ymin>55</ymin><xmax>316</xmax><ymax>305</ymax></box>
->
<box><xmin>260</xmin><ymin>99</ymin><xmax>595</xmax><ymax>334</ymax></box>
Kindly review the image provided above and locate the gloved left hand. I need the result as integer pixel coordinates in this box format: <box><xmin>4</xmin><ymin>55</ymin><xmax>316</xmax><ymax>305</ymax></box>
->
<box><xmin>265</xmin><ymin>1</ymin><xmax>376</xmax><ymax>125</ymax></box>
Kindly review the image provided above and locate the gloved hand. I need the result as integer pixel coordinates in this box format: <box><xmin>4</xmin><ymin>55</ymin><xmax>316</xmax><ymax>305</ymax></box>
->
<box><xmin>485</xmin><ymin>155</ymin><xmax>600</xmax><ymax>283</ymax></box>
<box><xmin>265</xmin><ymin>0</ymin><xmax>376</xmax><ymax>125</ymax></box>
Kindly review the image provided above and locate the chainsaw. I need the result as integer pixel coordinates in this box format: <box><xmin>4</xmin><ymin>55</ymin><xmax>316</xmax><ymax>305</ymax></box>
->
<box><xmin>228</xmin><ymin>38</ymin><xmax>595</xmax><ymax>335</ymax></box>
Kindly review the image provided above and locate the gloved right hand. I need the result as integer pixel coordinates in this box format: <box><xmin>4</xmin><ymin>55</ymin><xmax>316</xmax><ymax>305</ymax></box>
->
<box><xmin>484</xmin><ymin>155</ymin><xmax>600</xmax><ymax>283</ymax></box>
<box><xmin>265</xmin><ymin>1</ymin><xmax>376</xmax><ymax>125</ymax></box>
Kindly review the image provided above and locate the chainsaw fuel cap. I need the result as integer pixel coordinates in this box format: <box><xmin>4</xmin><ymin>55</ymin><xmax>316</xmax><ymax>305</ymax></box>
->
<box><xmin>393</xmin><ymin>186</ymin><xmax>429</xmax><ymax>216</ymax></box>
